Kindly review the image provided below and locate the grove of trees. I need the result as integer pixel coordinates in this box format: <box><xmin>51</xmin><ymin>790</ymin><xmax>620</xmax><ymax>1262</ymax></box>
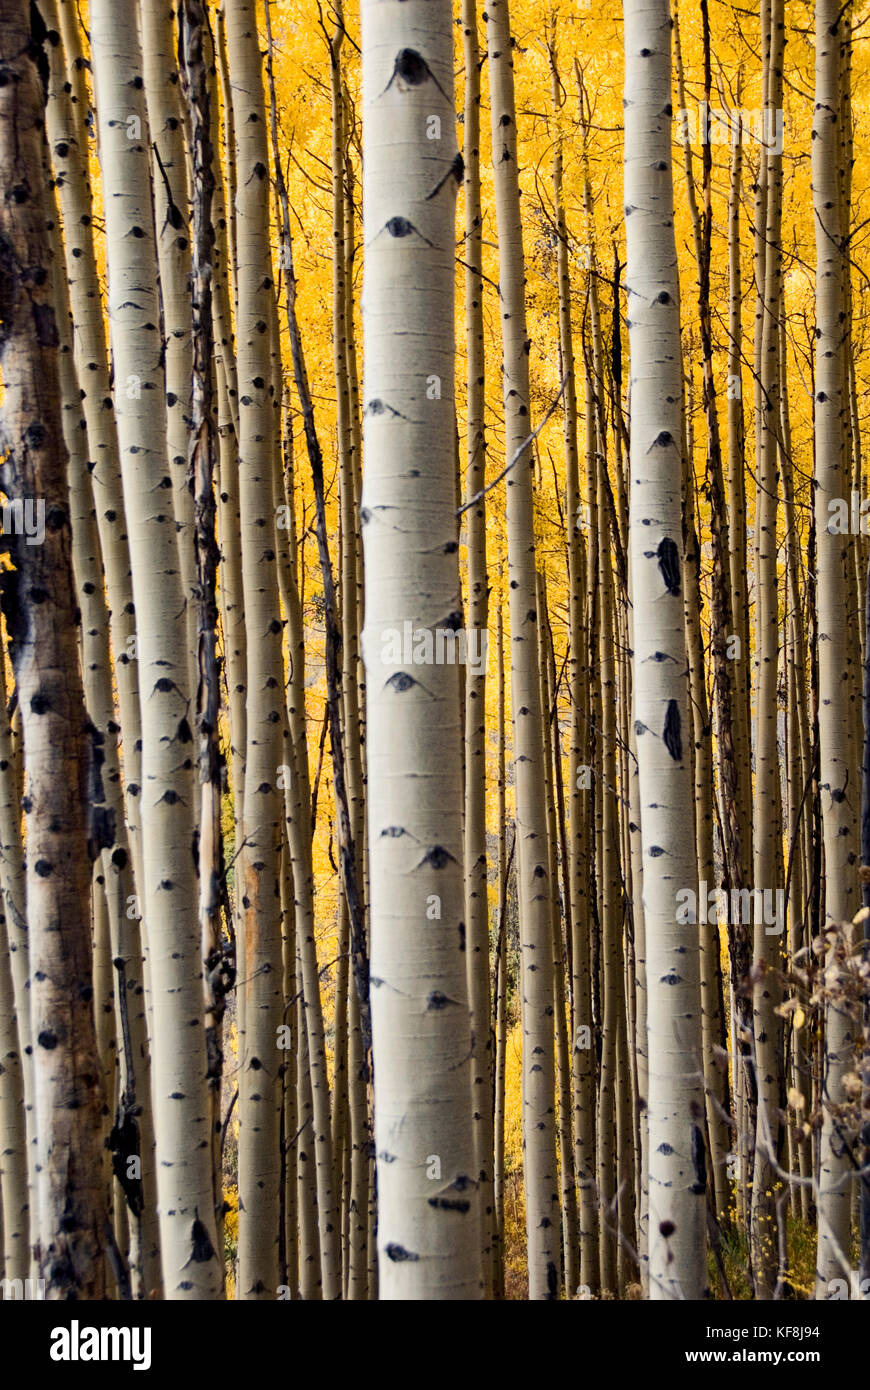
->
<box><xmin>0</xmin><ymin>0</ymin><xmax>868</xmax><ymax>1301</ymax></box>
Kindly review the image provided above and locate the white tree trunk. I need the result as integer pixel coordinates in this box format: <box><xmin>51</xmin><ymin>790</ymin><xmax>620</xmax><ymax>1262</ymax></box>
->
<box><xmin>813</xmin><ymin>0</ymin><xmax>859</xmax><ymax>1296</ymax></box>
<box><xmin>90</xmin><ymin>0</ymin><xmax>221</xmax><ymax>1298</ymax></box>
<box><xmin>360</xmin><ymin>0</ymin><xmax>482</xmax><ymax>1299</ymax></box>
<box><xmin>623</xmin><ymin>0</ymin><xmax>706</xmax><ymax>1299</ymax></box>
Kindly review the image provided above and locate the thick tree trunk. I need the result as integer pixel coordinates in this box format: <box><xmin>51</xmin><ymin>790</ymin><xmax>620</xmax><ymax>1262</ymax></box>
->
<box><xmin>89</xmin><ymin>0</ymin><xmax>221</xmax><ymax>1298</ymax></box>
<box><xmin>0</xmin><ymin>0</ymin><xmax>110</xmax><ymax>1295</ymax></box>
<box><xmin>813</xmin><ymin>0</ymin><xmax>860</xmax><ymax>1295</ymax></box>
<box><xmin>623</xmin><ymin>0</ymin><xmax>706</xmax><ymax>1299</ymax></box>
<box><xmin>360</xmin><ymin>0</ymin><xmax>482</xmax><ymax>1299</ymax></box>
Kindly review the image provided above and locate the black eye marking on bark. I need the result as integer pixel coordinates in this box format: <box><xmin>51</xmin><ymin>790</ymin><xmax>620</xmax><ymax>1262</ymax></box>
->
<box><xmin>387</xmin><ymin>216</ymin><xmax>413</xmax><ymax>237</ymax></box>
<box><xmin>185</xmin><ymin>1212</ymin><xmax>216</xmax><ymax>1265</ymax></box>
<box><xmin>381</xmin><ymin>825</ymin><xmax>407</xmax><ymax>838</ymax></box>
<box><xmin>380</xmin><ymin>47</ymin><xmax>450</xmax><ymax>102</ymax></box>
<box><xmin>378</xmin><ymin>216</ymin><xmax>433</xmax><ymax>249</ymax></box>
<box><xmin>656</xmin><ymin>536</ymin><xmax>681</xmax><ymax>594</ymax></box>
<box><xmin>421</xmin><ymin>845</ymin><xmax>455</xmax><ymax>870</ymax></box>
<box><xmin>426</xmin><ymin>151</ymin><xmax>465</xmax><ymax>202</ymax></box>
<box><xmin>660</xmin><ymin>972</ymin><xmax>682</xmax><ymax>985</ymax></box>
<box><xmin>663</xmin><ymin>699</ymin><xmax>682</xmax><ymax>761</ymax></box>
<box><xmin>659</xmin><ymin>1220</ymin><xmax>676</xmax><ymax>1238</ymax></box>
<box><xmin>386</xmin><ymin>671</ymin><xmax>417</xmax><ymax>693</ymax></box>
<box><xmin>690</xmin><ymin>1125</ymin><xmax>707</xmax><ymax>1195</ymax></box>
<box><xmin>385</xmin><ymin>1243</ymin><xmax>419</xmax><ymax>1262</ymax></box>
<box><xmin>649</xmin><ymin>650</ymin><xmax>676</xmax><ymax>663</ymax></box>
<box><xmin>365</xmin><ymin>398</ymin><xmax>410</xmax><ymax>421</ymax></box>
<box><xmin>634</xmin><ymin>720</ymin><xmax>649</xmax><ymax>737</ymax></box>
<box><xmin>393</xmin><ymin>47</ymin><xmax>429</xmax><ymax>85</ymax></box>
<box><xmin>428</xmin><ymin>1197</ymin><xmax>471</xmax><ymax>1213</ymax></box>
<box><xmin>648</xmin><ymin>845</ymin><xmax>666</xmax><ymax>857</ymax></box>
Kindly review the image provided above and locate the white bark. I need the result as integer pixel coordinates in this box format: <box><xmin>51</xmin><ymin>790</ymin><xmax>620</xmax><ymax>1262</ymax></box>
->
<box><xmin>623</xmin><ymin>0</ymin><xmax>706</xmax><ymax>1299</ymax></box>
<box><xmin>90</xmin><ymin>0</ymin><xmax>221</xmax><ymax>1298</ymax></box>
<box><xmin>361</xmin><ymin>0</ymin><xmax>482</xmax><ymax>1299</ymax></box>
<box><xmin>813</xmin><ymin>0</ymin><xmax>859</xmax><ymax>1295</ymax></box>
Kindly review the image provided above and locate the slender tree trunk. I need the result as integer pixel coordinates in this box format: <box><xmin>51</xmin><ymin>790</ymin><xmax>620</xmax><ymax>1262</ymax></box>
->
<box><xmin>224</xmin><ymin>0</ymin><xmax>286</xmax><ymax>1299</ymax></box>
<box><xmin>461</xmin><ymin>0</ymin><xmax>493</xmax><ymax>1294</ymax></box>
<box><xmin>485</xmin><ymin>0</ymin><xmax>560</xmax><ymax>1299</ymax></box>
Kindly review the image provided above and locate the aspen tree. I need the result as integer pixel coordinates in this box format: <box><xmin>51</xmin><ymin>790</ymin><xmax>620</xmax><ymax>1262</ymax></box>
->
<box><xmin>461</xmin><ymin>0</ymin><xmax>493</xmax><ymax>1289</ymax></box>
<box><xmin>579</xmin><ymin>356</ymin><xmax>602</xmax><ymax>1295</ymax></box>
<box><xmin>39</xmin><ymin>4</ymin><xmax>159</xmax><ymax>1292</ymax></box>
<box><xmin>326</xmin><ymin>6</ymin><xmax>352</xmax><ymax>1273</ymax></box>
<box><xmin>813</xmin><ymin>0</ymin><xmax>860</xmax><ymax>1295</ymax></box>
<box><xmin>682</xmin><ymin>395</ymin><xmax>729</xmax><ymax>1220</ymax></box>
<box><xmin>0</xmin><ymin>0</ymin><xmax>110</xmax><ymax>1293</ymax></box>
<box><xmin>177</xmin><ymin>0</ymin><xmax>228</xmax><ymax>1247</ymax></box>
<box><xmin>140</xmin><ymin>0</ymin><xmax>197</xmax><ymax>693</ymax></box>
<box><xmin>278</xmin><ymin>841</ymin><xmax>298</xmax><ymax>1296</ymax></box>
<box><xmin>750</xmin><ymin>0</ymin><xmax>785</xmax><ymax>1296</ymax></box>
<box><xmin>340</xmin><ymin>140</ymin><xmax>372</xmax><ymax>1304</ymax></box>
<box><xmin>623</xmin><ymin>0</ymin><xmax>706</xmax><ymax>1299</ymax></box>
<box><xmin>223</xmin><ymin>0</ymin><xmax>286</xmax><ymax>1300</ymax></box>
<box><xmin>262</xmin><ymin>6</ymin><xmax>345</xmax><ymax>1299</ymax></box>
<box><xmin>493</xmin><ymin>598</ymin><xmax>508</xmax><ymax>1300</ymax></box>
<box><xmin>295</xmin><ymin>947</ymin><xmax>322</xmax><ymax>1299</ymax></box>
<box><xmin>539</xmin><ymin>574</ymin><xmax>579</xmax><ymax>1294</ymax></box>
<box><xmin>779</xmin><ymin>323</ymin><xmax>815</xmax><ymax>1223</ymax></box>
<box><xmin>485</xmin><ymin>0</ymin><xmax>560</xmax><ymax>1299</ymax></box>
<box><xmin>360</xmin><ymin>0</ymin><xmax>482</xmax><ymax>1299</ymax></box>
<box><xmin>673</xmin><ymin>3</ymin><xmax>746</xmax><ymax>929</ymax></box>
<box><xmin>594</xmin><ymin>409</ymin><xmax>623</xmax><ymax>1295</ymax></box>
<box><xmin>89</xmin><ymin>0</ymin><xmax>221</xmax><ymax>1298</ymax></box>
<box><xmin>0</xmin><ymin>645</ymin><xmax>27</xmax><ymax>1279</ymax></box>
<box><xmin>45</xmin><ymin>1</ymin><xmax>145</xmax><ymax>930</ymax></box>
<box><xmin>321</xmin><ymin>7</ymin><xmax>369</xmax><ymax>1291</ymax></box>
<box><xmin>0</xmin><ymin>455</ymin><xmax>32</xmax><ymax>1260</ymax></box>
<box><xmin>725</xmin><ymin>87</ymin><xmax>753</xmax><ymax>876</ymax></box>
<box><xmin>561</xmin><ymin>219</ymin><xmax>598</xmax><ymax>1304</ymax></box>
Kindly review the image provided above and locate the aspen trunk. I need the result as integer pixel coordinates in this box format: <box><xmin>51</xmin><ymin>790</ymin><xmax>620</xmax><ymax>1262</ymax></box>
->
<box><xmin>224</xmin><ymin>0</ymin><xmax>285</xmax><ymax>1299</ymax></box>
<box><xmin>90</xmin><ymin>0</ymin><xmax>221</xmax><ymax>1298</ymax></box>
<box><xmin>813</xmin><ymin>0</ymin><xmax>860</xmax><ymax>1295</ymax></box>
<box><xmin>623</xmin><ymin>0</ymin><xmax>706</xmax><ymax>1299</ymax></box>
<box><xmin>461</xmin><ymin>0</ymin><xmax>493</xmax><ymax>1292</ymax></box>
<box><xmin>750</xmin><ymin>0</ymin><xmax>785</xmax><ymax>1296</ymax></box>
<box><xmin>0</xmin><ymin>0</ymin><xmax>109</xmax><ymax>1294</ymax></box>
<box><xmin>360</xmin><ymin>0</ymin><xmax>481</xmax><ymax>1300</ymax></box>
<box><xmin>485</xmin><ymin>0</ymin><xmax>560</xmax><ymax>1299</ymax></box>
